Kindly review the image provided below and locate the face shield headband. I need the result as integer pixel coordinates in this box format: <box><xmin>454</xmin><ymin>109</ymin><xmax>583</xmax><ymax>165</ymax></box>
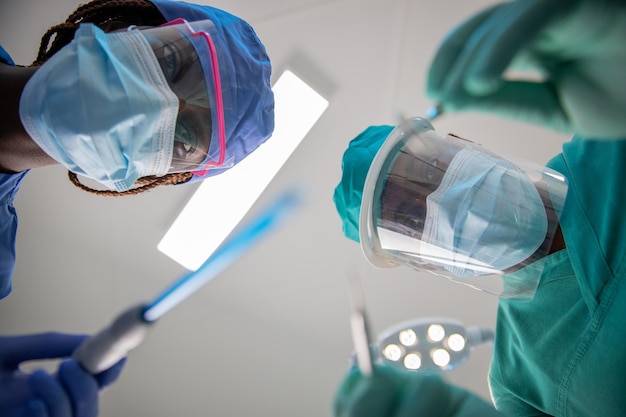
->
<box><xmin>359</xmin><ymin>118</ymin><xmax>569</xmax><ymax>300</ymax></box>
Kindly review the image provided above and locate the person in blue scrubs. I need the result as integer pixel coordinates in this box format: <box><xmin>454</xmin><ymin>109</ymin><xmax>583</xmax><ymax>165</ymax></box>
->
<box><xmin>333</xmin><ymin>1</ymin><xmax>626</xmax><ymax>416</ymax></box>
<box><xmin>0</xmin><ymin>1</ymin><xmax>274</xmax><ymax>416</ymax></box>
<box><xmin>0</xmin><ymin>47</ymin><xmax>34</xmax><ymax>298</ymax></box>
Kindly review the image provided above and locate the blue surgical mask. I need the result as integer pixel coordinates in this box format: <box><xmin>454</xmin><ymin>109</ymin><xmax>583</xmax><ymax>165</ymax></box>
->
<box><xmin>19</xmin><ymin>24</ymin><xmax>179</xmax><ymax>192</ymax></box>
<box><xmin>421</xmin><ymin>148</ymin><xmax>548</xmax><ymax>277</ymax></box>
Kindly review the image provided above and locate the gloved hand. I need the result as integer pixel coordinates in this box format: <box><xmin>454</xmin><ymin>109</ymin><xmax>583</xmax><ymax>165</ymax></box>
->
<box><xmin>0</xmin><ymin>333</ymin><xmax>126</xmax><ymax>417</ymax></box>
<box><xmin>427</xmin><ymin>0</ymin><xmax>626</xmax><ymax>140</ymax></box>
<box><xmin>334</xmin><ymin>366</ymin><xmax>508</xmax><ymax>417</ymax></box>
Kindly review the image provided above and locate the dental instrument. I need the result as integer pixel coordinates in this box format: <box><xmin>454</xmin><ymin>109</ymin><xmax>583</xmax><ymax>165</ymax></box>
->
<box><xmin>72</xmin><ymin>189</ymin><xmax>301</xmax><ymax>374</ymax></box>
<box><xmin>344</xmin><ymin>266</ymin><xmax>374</xmax><ymax>376</ymax></box>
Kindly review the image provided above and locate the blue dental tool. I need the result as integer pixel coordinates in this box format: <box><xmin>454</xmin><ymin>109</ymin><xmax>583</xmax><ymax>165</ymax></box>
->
<box><xmin>72</xmin><ymin>190</ymin><xmax>301</xmax><ymax>374</ymax></box>
<box><xmin>425</xmin><ymin>104</ymin><xmax>443</xmax><ymax>121</ymax></box>
<box><xmin>344</xmin><ymin>265</ymin><xmax>374</xmax><ymax>376</ymax></box>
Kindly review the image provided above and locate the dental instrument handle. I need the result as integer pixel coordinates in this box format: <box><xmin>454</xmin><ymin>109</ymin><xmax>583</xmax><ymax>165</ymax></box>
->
<box><xmin>344</xmin><ymin>265</ymin><xmax>374</xmax><ymax>376</ymax></box>
<box><xmin>72</xmin><ymin>190</ymin><xmax>301</xmax><ymax>375</ymax></box>
<box><xmin>350</xmin><ymin>309</ymin><xmax>374</xmax><ymax>376</ymax></box>
<box><xmin>72</xmin><ymin>304</ymin><xmax>154</xmax><ymax>375</ymax></box>
<box><xmin>142</xmin><ymin>189</ymin><xmax>301</xmax><ymax>322</ymax></box>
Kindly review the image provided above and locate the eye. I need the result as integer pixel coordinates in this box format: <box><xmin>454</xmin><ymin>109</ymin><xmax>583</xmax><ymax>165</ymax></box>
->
<box><xmin>158</xmin><ymin>44</ymin><xmax>182</xmax><ymax>80</ymax></box>
<box><xmin>173</xmin><ymin>121</ymin><xmax>198</xmax><ymax>159</ymax></box>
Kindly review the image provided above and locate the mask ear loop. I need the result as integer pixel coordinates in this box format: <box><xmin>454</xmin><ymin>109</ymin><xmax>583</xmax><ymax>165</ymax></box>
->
<box><xmin>161</xmin><ymin>18</ymin><xmax>226</xmax><ymax>177</ymax></box>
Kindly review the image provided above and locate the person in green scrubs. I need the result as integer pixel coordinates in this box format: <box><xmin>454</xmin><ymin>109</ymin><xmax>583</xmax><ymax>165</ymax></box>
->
<box><xmin>332</xmin><ymin>0</ymin><xmax>626</xmax><ymax>416</ymax></box>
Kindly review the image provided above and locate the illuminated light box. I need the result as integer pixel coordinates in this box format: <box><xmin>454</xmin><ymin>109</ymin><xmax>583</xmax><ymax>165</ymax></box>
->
<box><xmin>158</xmin><ymin>69</ymin><xmax>329</xmax><ymax>270</ymax></box>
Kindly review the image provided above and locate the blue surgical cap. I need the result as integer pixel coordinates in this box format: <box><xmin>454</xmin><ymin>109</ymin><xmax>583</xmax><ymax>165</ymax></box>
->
<box><xmin>333</xmin><ymin>125</ymin><xmax>394</xmax><ymax>242</ymax></box>
<box><xmin>150</xmin><ymin>0</ymin><xmax>275</xmax><ymax>182</ymax></box>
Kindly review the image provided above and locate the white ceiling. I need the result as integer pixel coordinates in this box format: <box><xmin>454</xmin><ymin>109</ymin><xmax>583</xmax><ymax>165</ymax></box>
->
<box><xmin>0</xmin><ymin>1</ymin><xmax>569</xmax><ymax>416</ymax></box>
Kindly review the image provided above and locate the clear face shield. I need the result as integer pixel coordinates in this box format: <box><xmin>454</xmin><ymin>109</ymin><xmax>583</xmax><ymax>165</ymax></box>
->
<box><xmin>19</xmin><ymin>17</ymin><xmax>245</xmax><ymax>192</ymax></box>
<box><xmin>359</xmin><ymin>118</ymin><xmax>568</xmax><ymax>299</ymax></box>
<box><xmin>138</xmin><ymin>18</ymin><xmax>230</xmax><ymax>176</ymax></box>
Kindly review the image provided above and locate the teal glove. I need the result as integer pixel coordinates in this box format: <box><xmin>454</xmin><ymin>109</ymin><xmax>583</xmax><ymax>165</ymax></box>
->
<box><xmin>334</xmin><ymin>366</ymin><xmax>508</xmax><ymax>417</ymax></box>
<box><xmin>333</xmin><ymin>125</ymin><xmax>394</xmax><ymax>242</ymax></box>
<box><xmin>427</xmin><ymin>0</ymin><xmax>626</xmax><ymax>139</ymax></box>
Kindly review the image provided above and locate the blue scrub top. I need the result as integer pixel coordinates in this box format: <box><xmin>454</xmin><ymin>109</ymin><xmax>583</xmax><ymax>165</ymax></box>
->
<box><xmin>489</xmin><ymin>137</ymin><xmax>626</xmax><ymax>416</ymax></box>
<box><xmin>0</xmin><ymin>45</ymin><xmax>29</xmax><ymax>299</ymax></box>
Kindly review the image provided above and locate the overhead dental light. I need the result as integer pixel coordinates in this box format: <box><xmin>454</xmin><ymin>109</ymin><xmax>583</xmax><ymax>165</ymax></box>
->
<box><xmin>158</xmin><ymin>69</ymin><xmax>329</xmax><ymax>270</ymax></box>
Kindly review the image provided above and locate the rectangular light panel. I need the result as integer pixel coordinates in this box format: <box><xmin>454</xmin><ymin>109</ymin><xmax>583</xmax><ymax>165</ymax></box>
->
<box><xmin>158</xmin><ymin>70</ymin><xmax>329</xmax><ymax>270</ymax></box>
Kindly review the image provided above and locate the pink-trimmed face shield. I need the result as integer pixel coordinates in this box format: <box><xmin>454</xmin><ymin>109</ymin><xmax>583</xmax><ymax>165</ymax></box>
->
<box><xmin>140</xmin><ymin>18</ymin><xmax>228</xmax><ymax>175</ymax></box>
<box><xmin>149</xmin><ymin>0</ymin><xmax>276</xmax><ymax>183</ymax></box>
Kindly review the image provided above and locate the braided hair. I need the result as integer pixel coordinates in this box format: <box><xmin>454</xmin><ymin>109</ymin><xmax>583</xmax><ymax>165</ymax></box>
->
<box><xmin>34</xmin><ymin>0</ymin><xmax>194</xmax><ymax>196</ymax></box>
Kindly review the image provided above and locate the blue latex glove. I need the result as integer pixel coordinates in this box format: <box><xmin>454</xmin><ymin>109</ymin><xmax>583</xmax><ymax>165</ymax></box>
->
<box><xmin>334</xmin><ymin>366</ymin><xmax>508</xmax><ymax>417</ymax></box>
<box><xmin>0</xmin><ymin>333</ymin><xmax>126</xmax><ymax>417</ymax></box>
<box><xmin>427</xmin><ymin>0</ymin><xmax>626</xmax><ymax>139</ymax></box>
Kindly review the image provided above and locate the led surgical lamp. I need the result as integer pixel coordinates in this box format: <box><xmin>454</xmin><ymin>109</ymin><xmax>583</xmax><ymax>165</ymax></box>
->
<box><xmin>343</xmin><ymin>262</ymin><xmax>491</xmax><ymax>373</ymax></box>
<box><xmin>374</xmin><ymin>317</ymin><xmax>494</xmax><ymax>372</ymax></box>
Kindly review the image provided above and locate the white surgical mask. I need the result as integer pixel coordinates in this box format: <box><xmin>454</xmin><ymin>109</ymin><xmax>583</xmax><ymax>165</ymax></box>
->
<box><xmin>420</xmin><ymin>148</ymin><xmax>548</xmax><ymax>277</ymax></box>
<box><xmin>19</xmin><ymin>24</ymin><xmax>179</xmax><ymax>192</ymax></box>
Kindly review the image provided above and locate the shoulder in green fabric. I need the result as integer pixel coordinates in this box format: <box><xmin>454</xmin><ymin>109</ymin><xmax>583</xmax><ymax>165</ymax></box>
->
<box><xmin>491</xmin><ymin>137</ymin><xmax>626</xmax><ymax>416</ymax></box>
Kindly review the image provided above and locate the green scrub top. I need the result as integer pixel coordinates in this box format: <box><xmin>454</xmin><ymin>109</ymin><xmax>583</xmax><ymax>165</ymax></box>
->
<box><xmin>489</xmin><ymin>137</ymin><xmax>626</xmax><ymax>416</ymax></box>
